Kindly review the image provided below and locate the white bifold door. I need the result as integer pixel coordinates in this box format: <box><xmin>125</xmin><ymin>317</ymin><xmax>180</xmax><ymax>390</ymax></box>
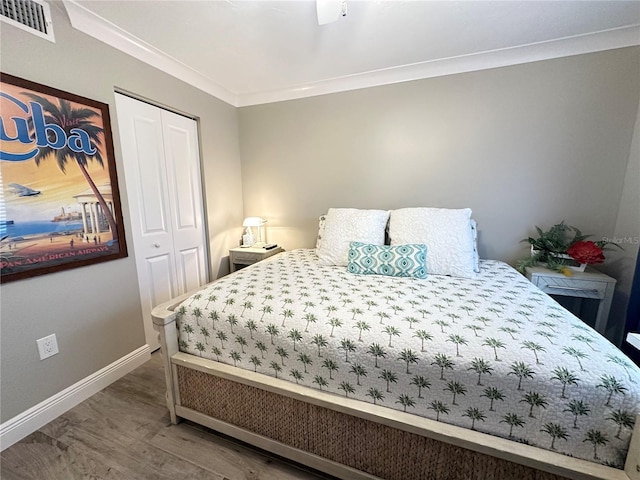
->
<box><xmin>115</xmin><ymin>93</ymin><xmax>208</xmax><ymax>350</ymax></box>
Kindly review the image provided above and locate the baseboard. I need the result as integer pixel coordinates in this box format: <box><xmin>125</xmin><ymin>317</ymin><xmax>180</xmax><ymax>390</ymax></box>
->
<box><xmin>0</xmin><ymin>344</ymin><xmax>151</xmax><ymax>451</ymax></box>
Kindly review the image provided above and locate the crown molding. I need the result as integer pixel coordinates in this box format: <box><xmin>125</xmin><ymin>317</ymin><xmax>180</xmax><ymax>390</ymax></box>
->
<box><xmin>62</xmin><ymin>1</ymin><xmax>639</xmax><ymax>108</ymax></box>
<box><xmin>237</xmin><ymin>25</ymin><xmax>640</xmax><ymax>106</ymax></box>
<box><xmin>62</xmin><ymin>0</ymin><xmax>238</xmax><ymax>106</ymax></box>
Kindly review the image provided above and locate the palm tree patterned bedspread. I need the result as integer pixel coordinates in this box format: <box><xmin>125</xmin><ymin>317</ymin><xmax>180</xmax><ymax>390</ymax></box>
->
<box><xmin>175</xmin><ymin>249</ymin><xmax>639</xmax><ymax>468</ymax></box>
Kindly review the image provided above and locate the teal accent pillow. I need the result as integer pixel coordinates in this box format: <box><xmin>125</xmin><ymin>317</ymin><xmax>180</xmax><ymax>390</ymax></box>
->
<box><xmin>347</xmin><ymin>242</ymin><xmax>427</xmax><ymax>279</ymax></box>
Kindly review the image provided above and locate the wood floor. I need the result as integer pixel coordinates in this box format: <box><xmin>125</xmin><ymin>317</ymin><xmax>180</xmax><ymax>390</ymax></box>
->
<box><xmin>1</xmin><ymin>351</ymin><xmax>336</xmax><ymax>480</ymax></box>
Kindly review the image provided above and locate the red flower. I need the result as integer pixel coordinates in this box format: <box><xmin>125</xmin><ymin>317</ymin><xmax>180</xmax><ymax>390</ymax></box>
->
<box><xmin>566</xmin><ymin>241</ymin><xmax>605</xmax><ymax>265</ymax></box>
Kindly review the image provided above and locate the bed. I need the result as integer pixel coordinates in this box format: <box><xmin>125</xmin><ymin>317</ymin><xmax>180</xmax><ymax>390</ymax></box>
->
<box><xmin>152</xmin><ymin>208</ymin><xmax>640</xmax><ymax>480</ymax></box>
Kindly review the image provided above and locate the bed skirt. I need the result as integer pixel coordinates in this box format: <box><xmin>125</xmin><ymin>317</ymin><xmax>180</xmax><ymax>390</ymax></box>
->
<box><xmin>177</xmin><ymin>365</ymin><xmax>569</xmax><ymax>480</ymax></box>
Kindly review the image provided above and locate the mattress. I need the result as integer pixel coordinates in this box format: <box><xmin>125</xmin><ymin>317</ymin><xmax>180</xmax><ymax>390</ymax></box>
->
<box><xmin>176</xmin><ymin>249</ymin><xmax>640</xmax><ymax>468</ymax></box>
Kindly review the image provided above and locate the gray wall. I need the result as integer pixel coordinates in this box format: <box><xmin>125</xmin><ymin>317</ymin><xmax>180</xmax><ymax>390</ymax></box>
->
<box><xmin>0</xmin><ymin>5</ymin><xmax>244</xmax><ymax>422</ymax></box>
<box><xmin>239</xmin><ymin>47</ymin><xmax>640</xmax><ymax>340</ymax></box>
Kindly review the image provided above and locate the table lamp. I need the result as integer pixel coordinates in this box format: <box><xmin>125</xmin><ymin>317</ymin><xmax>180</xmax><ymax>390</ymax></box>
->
<box><xmin>242</xmin><ymin>217</ymin><xmax>266</xmax><ymax>247</ymax></box>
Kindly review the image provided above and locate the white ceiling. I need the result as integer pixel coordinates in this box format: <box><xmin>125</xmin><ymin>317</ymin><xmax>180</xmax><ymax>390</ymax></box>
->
<box><xmin>61</xmin><ymin>1</ymin><xmax>640</xmax><ymax>106</ymax></box>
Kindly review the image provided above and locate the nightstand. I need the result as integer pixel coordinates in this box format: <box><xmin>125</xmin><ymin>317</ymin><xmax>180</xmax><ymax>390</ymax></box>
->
<box><xmin>526</xmin><ymin>266</ymin><xmax>616</xmax><ymax>335</ymax></box>
<box><xmin>229</xmin><ymin>246</ymin><xmax>283</xmax><ymax>273</ymax></box>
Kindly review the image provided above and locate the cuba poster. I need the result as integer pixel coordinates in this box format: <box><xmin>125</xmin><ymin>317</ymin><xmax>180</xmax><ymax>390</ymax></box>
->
<box><xmin>0</xmin><ymin>73</ymin><xmax>127</xmax><ymax>283</ymax></box>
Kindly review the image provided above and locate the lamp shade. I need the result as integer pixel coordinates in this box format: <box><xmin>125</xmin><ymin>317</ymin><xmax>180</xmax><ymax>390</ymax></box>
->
<box><xmin>243</xmin><ymin>217</ymin><xmax>266</xmax><ymax>227</ymax></box>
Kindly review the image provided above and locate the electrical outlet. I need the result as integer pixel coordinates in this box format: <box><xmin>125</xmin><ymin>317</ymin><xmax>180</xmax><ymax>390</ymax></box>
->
<box><xmin>36</xmin><ymin>334</ymin><xmax>59</xmax><ymax>360</ymax></box>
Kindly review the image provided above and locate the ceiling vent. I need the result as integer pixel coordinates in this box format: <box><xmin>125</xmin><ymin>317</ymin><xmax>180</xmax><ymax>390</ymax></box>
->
<box><xmin>1</xmin><ymin>0</ymin><xmax>55</xmax><ymax>42</ymax></box>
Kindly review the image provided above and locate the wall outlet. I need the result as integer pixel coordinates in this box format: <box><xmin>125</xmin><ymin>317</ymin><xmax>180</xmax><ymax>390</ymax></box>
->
<box><xmin>36</xmin><ymin>334</ymin><xmax>59</xmax><ymax>360</ymax></box>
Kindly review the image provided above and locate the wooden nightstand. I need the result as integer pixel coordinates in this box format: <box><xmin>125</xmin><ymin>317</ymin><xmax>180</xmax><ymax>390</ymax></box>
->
<box><xmin>229</xmin><ymin>246</ymin><xmax>283</xmax><ymax>273</ymax></box>
<box><xmin>526</xmin><ymin>266</ymin><xmax>616</xmax><ymax>335</ymax></box>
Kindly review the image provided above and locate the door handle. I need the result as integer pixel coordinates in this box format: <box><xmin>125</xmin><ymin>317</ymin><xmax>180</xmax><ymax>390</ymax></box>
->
<box><xmin>154</xmin><ymin>243</ymin><xmax>161</xmax><ymax>248</ymax></box>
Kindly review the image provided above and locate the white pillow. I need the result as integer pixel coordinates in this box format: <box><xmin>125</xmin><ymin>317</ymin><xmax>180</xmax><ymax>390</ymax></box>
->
<box><xmin>389</xmin><ymin>208</ymin><xmax>477</xmax><ymax>278</ymax></box>
<box><xmin>316</xmin><ymin>214</ymin><xmax>327</xmax><ymax>250</ymax></box>
<box><xmin>316</xmin><ymin>208</ymin><xmax>390</xmax><ymax>266</ymax></box>
<box><xmin>470</xmin><ymin>219</ymin><xmax>480</xmax><ymax>273</ymax></box>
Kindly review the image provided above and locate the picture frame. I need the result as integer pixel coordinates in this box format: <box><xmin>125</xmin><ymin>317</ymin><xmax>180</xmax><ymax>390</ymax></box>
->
<box><xmin>0</xmin><ymin>72</ymin><xmax>127</xmax><ymax>283</ymax></box>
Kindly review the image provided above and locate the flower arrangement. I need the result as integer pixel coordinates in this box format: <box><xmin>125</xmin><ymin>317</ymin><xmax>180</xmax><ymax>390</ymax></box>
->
<box><xmin>516</xmin><ymin>221</ymin><xmax>620</xmax><ymax>275</ymax></box>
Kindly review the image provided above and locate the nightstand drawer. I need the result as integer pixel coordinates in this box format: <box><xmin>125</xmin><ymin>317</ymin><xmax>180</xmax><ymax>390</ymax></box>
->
<box><xmin>232</xmin><ymin>252</ymin><xmax>263</xmax><ymax>263</ymax></box>
<box><xmin>229</xmin><ymin>246</ymin><xmax>284</xmax><ymax>273</ymax></box>
<box><xmin>533</xmin><ymin>276</ymin><xmax>607</xmax><ymax>299</ymax></box>
<box><xmin>525</xmin><ymin>266</ymin><xmax>616</xmax><ymax>336</ymax></box>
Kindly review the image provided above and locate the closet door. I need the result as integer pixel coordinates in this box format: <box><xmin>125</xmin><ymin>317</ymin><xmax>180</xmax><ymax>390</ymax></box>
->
<box><xmin>160</xmin><ymin>110</ymin><xmax>207</xmax><ymax>294</ymax></box>
<box><xmin>115</xmin><ymin>94</ymin><xmax>207</xmax><ymax>350</ymax></box>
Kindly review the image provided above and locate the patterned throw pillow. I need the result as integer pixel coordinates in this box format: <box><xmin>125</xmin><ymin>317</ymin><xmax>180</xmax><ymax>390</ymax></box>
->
<box><xmin>347</xmin><ymin>242</ymin><xmax>427</xmax><ymax>278</ymax></box>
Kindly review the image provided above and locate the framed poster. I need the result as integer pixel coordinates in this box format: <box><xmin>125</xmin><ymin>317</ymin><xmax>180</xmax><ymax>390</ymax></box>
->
<box><xmin>0</xmin><ymin>73</ymin><xmax>127</xmax><ymax>283</ymax></box>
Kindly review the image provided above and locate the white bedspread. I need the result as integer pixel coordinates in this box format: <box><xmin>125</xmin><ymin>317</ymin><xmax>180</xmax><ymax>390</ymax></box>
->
<box><xmin>176</xmin><ymin>249</ymin><xmax>639</xmax><ymax>468</ymax></box>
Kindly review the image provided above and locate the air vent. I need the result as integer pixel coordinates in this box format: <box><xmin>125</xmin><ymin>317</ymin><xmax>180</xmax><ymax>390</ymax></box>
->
<box><xmin>1</xmin><ymin>0</ymin><xmax>55</xmax><ymax>42</ymax></box>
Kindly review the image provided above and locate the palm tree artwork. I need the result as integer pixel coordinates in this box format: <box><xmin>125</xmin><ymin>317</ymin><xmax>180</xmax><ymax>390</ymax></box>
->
<box><xmin>596</xmin><ymin>375</ymin><xmax>627</xmax><ymax>407</ymax></box>
<box><xmin>260</xmin><ymin>305</ymin><xmax>273</xmax><ymax>322</ymax></box>
<box><xmin>468</xmin><ymin>358</ymin><xmax>493</xmax><ymax>386</ymax></box>
<box><xmin>483</xmin><ymin>338</ymin><xmax>506</xmax><ymax>361</ymax></box>
<box><xmin>366</xmin><ymin>387</ymin><xmax>384</xmax><ymax>405</ymax></box>
<box><xmin>564</xmin><ymin>400</ymin><xmax>590</xmax><ymax>429</ymax></box>
<box><xmin>275</xmin><ymin>346</ymin><xmax>289</xmax><ymax>366</ymax></box>
<box><xmin>562</xmin><ymin>346</ymin><xmax>588</xmax><ymax>371</ymax></box>
<box><xmin>398</xmin><ymin>348</ymin><xmax>419</xmax><ymax>374</ymax></box>
<box><xmin>508</xmin><ymin>361</ymin><xmax>536</xmax><ymax>391</ymax></box>
<box><xmin>322</xmin><ymin>358</ymin><xmax>339</xmax><ymax>379</ymax></box>
<box><xmin>481</xmin><ymin>386</ymin><xmax>505</xmax><ymax>411</ymax></box>
<box><xmin>379</xmin><ymin>369</ymin><xmax>398</xmax><ymax>393</ymax></box>
<box><xmin>297</xmin><ymin>353</ymin><xmax>313</xmax><ymax>373</ymax></box>
<box><xmin>338</xmin><ymin>381</ymin><xmax>356</xmax><ymax>398</ymax></box>
<box><xmin>521</xmin><ymin>391</ymin><xmax>549</xmax><ymax>418</ymax></box>
<box><xmin>428</xmin><ymin>401</ymin><xmax>450</xmax><ymax>421</ymax></box>
<box><xmin>25</xmin><ymin>94</ymin><xmax>120</xmax><ymax>239</ymax></box>
<box><xmin>521</xmin><ymin>341</ymin><xmax>546</xmax><ymax>365</ymax></box>
<box><xmin>396</xmin><ymin>394</ymin><xmax>416</xmax><ymax>412</ymax></box>
<box><xmin>501</xmin><ymin>413</ymin><xmax>526</xmax><ymax>438</ymax></box>
<box><xmin>447</xmin><ymin>334</ymin><xmax>468</xmax><ymax>357</ymax></box>
<box><xmin>383</xmin><ymin>325</ymin><xmax>401</xmax><ymax>347</ymax></box>
<box><xmin>607</xmin><ymin>410</ymin><xmax>634</xmax><ymax>439</ymax></box>
<box><xmin>583</xmin><ymin>430</ymin><xmax>609</xmax><ymax>460</ymax></box>
<box><xmin>225</xmin><ymin>349</ymin><xmax>240</xmax><ymax>366</ymax></box>
<box><xmin>367</xmin><ymin>343</ymin><xmax>387</xmax><ymax>367</ymax></box>
<box><xmin>350</xmin><ymin>364</ymin><xmax>367</xmax><ymax>386</ymax></box>
<box><xmin>270</xmin><ymin>361</ymin><xmax>282</xmax><ymax>378</ymax></box>
<box><xmin>311</xmin><ymin>334</ymin><xmax>329</xmax><ymax>357</ymax></box>
<box><xmin>289</xmin><ymin>369</ymin><xmax>304</xmax><ymax>384</ymax></box>
<box><xmin>244</xmin><ymin>320</ymin><xmax>258</xmax><ymax>339</ymax></box>
<box><xmin>313</xmin><ymin>375</ymin><xmax>329</xmax><ymax>390</ymax></box>
<box><xmin>413</xmin><ymin>330</ymin><xmax>434</xmax><ymax>352</ymax></box>
<box><xmin>550</xmin><ymin>367</ymin><xmax>579</xmax><ymax>399</ymax></box>
<box><xmin>339</xmin><ymin>338</ymin><xmax>357</xmax><ymax>362</ymax></box>
<box><xmin>410</xmin><ymin>375</ymin><xmax>431</xmax><ymax>399</ymax></box>
<box><xmin>463</xmin><ymin>407</ymin><xmax>486</xmax><ymax>430</ymax></box>
<box><xmin>328</xmin><ymin>318</ymin><xmax>343</xmax><ymax>337</ymax></box>
<box><xmin>211</xmin><ymin>346</ymin><xmax>222</xmax><ymax>362</ymax></box>
<box><xmin>255</xmin><ymin>341</ymin><xmax>267</xmax><ymax>358</ymax></box>
<box><xmin>266</xmin><ymin>324</ymin><xmax>280</xmax><ymax>345</ymax></box>
<box><xmin>431</xmin><ymin>353</ymin><xmax>454</xmax><ymax>380</ymax></box>
<box><xmin>249</xmin><ymin>355</ymin><xmax>262</xmax><ymax>372</ymax></box>
<box><xmin>444</xmin><ymin>380</ymin><xmax>467</xmax><ymax>405</ymax></box>
<box><xmin>541</xmin><ymin>423</ymin><xmax>569</xmax><ymax>450</ymax></box>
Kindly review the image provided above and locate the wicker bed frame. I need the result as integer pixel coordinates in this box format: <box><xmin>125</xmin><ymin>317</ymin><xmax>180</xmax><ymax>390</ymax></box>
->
<box><xmin>153</xmin><ymin>292</ymin><xmax>640</xmax><ymax>480</ymax></box>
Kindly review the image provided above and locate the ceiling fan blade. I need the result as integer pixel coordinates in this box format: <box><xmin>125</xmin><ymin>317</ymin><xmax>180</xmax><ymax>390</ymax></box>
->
<box><xmin>317</xmin><ymin>0</ymin><xmax>345</xmax><ymax>25</ymax></box>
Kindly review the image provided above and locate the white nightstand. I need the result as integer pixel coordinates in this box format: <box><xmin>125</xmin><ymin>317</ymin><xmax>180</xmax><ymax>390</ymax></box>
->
<box><xmin>526</xmin><ymin>266</ymin><xmax>616</xmax><ymax>335</ymax></box>
<box><xmin>229</xmin><ymin>246</ymin><xmax>283</xmax><ymax>273</ymax></box>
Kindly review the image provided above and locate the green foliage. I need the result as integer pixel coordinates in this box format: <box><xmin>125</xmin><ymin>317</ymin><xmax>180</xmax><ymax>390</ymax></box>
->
<box><xmin>517</xmin><ymin>221</ymin><xmax>622</xmax><ymax>273</ymax></box>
